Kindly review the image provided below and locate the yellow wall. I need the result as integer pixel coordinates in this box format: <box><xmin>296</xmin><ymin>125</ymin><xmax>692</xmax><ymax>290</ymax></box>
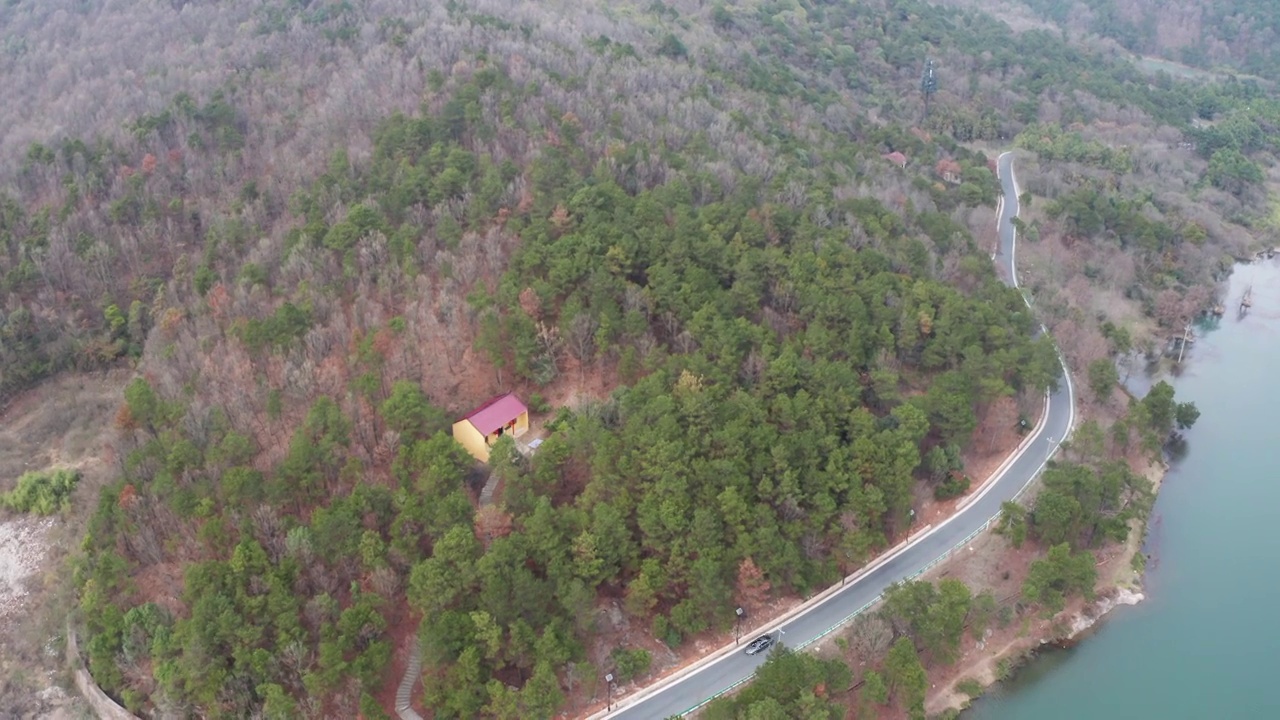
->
<box><xmin>451</xmin><ymin>410</ymin><xmax>531</xmax><ymax>463</ymax></box>
<box><xmin>511</xmin><ymin>410</ymin><xmax>530</xmax><ymax>438</ymax></box>
<box><xmin>451</xmin><ymin>419</ymin><xmax>491</xmax><ymax>462</ymax></box>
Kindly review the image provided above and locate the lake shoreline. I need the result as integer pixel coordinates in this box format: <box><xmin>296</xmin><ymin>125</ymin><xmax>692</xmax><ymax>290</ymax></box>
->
<box><xmin>923</xmin><ymin>263</ymin><xmax>1280</xmax><ymax>720</ymax></box>
<box><xmin>925</xmin><ymin>449</ymin><xmax>1170</xmax><ymax>718</ymax></box>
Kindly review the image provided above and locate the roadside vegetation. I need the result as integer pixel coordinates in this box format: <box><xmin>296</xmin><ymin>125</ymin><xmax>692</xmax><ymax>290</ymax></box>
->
<box><xmin>703</xmin><ymin>647</ymin><xmax>851</xmax><ymax>719</ymax></box>
<box><xmin>809</xmin><ymin>373</ymin><xmax>1199</xmax><ymax>719</ymax></box>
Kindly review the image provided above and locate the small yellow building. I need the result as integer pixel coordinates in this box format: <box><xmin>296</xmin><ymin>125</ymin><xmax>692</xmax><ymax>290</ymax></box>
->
<box><xmin>451</xmin><ymin>393</ymin><xmax>530</xmax><ymax>462</ymax></box>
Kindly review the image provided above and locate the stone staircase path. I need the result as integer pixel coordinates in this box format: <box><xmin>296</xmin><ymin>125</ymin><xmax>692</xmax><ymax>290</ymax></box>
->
<box><xmin>394</xmin><ymin>634</ymin><xmax>424</xmax><ymax>720</ymax></box>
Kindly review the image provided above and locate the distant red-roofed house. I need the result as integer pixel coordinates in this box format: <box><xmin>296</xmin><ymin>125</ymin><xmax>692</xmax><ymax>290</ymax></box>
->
<box><xmin>452</xmin><ymin>393</ymin><xmax>530</xmax><ymax>462</ymax></box>
<box><xmin>936</xmin><ymin>158</ymin><xmax>963</xmax><ymax>184</ymax></box>
<box><xmin>883</xmin><ymin>151</ymin><xmax>908</xmax><ymax>168</ymax></box>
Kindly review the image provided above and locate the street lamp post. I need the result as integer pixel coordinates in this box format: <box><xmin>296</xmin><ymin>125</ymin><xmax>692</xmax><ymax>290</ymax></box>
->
<box><xmin>735</xmin><ymin>607</ymin><xmax>744</xmax><ymax>644</ymax></box>
<box><xmin>605</xmin><ymin>673</ymin><xmax>614</xmax><ymax>711</ymax></box>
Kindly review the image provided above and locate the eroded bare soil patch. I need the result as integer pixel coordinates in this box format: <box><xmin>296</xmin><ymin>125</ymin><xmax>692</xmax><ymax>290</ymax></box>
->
<box><xmin>0</xmin><ymin>368</ymin><xmax>131</xmax><ymax>718</ymax></box>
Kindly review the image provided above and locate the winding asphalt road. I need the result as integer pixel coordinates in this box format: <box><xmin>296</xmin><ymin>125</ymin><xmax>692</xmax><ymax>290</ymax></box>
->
<box><xmin>599</xmin><ymin>152</ymin><xmax>1077</xmax><ymax>720</ymax></box>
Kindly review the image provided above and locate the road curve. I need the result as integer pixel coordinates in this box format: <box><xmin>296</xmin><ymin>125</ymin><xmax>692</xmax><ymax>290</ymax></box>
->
<box><xmin>599</xmin><ymin>151</ymin><xmax>1076</xmax><ymax>720</ymax></box>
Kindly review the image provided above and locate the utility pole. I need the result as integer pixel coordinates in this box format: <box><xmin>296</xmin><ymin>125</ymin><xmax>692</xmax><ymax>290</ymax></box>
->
<box><xmin>1176</xmin><ymin>322</ymin><xmax>1191</xmax><ymax>364</ymax></box>
<box><xmin>921</xmin><ymin>58</ymin><xmax>937</xmax><ymax>123</ymax></box>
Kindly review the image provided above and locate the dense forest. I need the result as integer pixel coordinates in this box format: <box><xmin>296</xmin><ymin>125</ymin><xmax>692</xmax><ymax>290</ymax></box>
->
<box><xmin>74</xmin><ymin>79</ymin><xmax>1060</xmax><ymax>716</ymax></box>
<box><xmin>701</xmin><ymin>380</ymin><xmax>1196</xmax><ymax>720</ymax></box>
<box><xmin>5</xmin><ymin>0</ymin><xmax>1274</xmax><ymax>405</ymax></box>
<box><xmin>0</xmin><ymin>0</ymin><xmax>1251</xmax><ymax>716</ymax></box>
<box><xmin>1003</xmin><ymin>0</ymin><xmax>1280</xmax><ymax>76</ymax></box>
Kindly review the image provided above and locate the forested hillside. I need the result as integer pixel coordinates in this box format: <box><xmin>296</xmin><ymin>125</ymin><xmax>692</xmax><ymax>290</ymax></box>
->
<box><xmin>1007</xmin><ymin>0</ymin><xmax>1280</xmax><ymax>76</ymax></box>
<box><xmin>0</xmin><ymin>0</ymin><xmax>1269</xmax><ymax>717</ymax></box>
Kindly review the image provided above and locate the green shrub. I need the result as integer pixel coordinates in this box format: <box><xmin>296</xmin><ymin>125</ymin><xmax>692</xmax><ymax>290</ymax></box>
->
<box><xmin>934</xmin><ymin>474</ymin><xmax>970</xmax><ymax>500</ymax></box>
<box><xmin>527</xmin><ymin>392</ymin><xmax>551</xmax><ymax>414</ymax></box>
<box><xmin>360</xmin><ymin>692</ymin><xmax>391</xmax><ymax>720</ymax></box>
<box><xmin>610</xmin><ymin>647</ymin><xmax>652</xmax><ymax>683</ymax></box>
<box><xmin>1</xmin><ymin>468</ymin><xmax>81</xmax><ymax>515</ymax></box>
<box><xmin>652</xmin><ymin>615</ymin><xmax>681</xmax><ymax>648</ymax></box>
<box><xmin>997</xmin><ymin>604</ymin><xmax>1014</xmax><ymax>628</ymax></box>
<box><xmin>545</xmin><ymin>406</ymin><xmax>574</xmax><ymax>433</ymax></box>
<box><xmin>956</xmin><ymin>677</ymin><xmax>984</xmax><ymax>697</ymax></box>
<box><xmin>232</xmin><ymin>301</ymin><xmax>313</xmax><ymax>352</ymax></box>
<box><xmin>1131</xmin><ymin>550</ymin><xmax>1147</xmax><ymax>573</ymax></box>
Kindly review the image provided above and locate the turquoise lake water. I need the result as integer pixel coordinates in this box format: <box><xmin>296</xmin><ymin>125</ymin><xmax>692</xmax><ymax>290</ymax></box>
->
<box><xmin>965</xmin><ymin>260</ymin><xmax>1280</xmax><ymax>720</ymax></box>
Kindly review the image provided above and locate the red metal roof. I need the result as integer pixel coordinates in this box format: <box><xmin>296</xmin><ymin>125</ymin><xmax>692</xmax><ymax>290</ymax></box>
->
<box><xmin>463</xmin><ymin>393</ymin><xmax>528</xmax><ymax>435</ymax></box>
